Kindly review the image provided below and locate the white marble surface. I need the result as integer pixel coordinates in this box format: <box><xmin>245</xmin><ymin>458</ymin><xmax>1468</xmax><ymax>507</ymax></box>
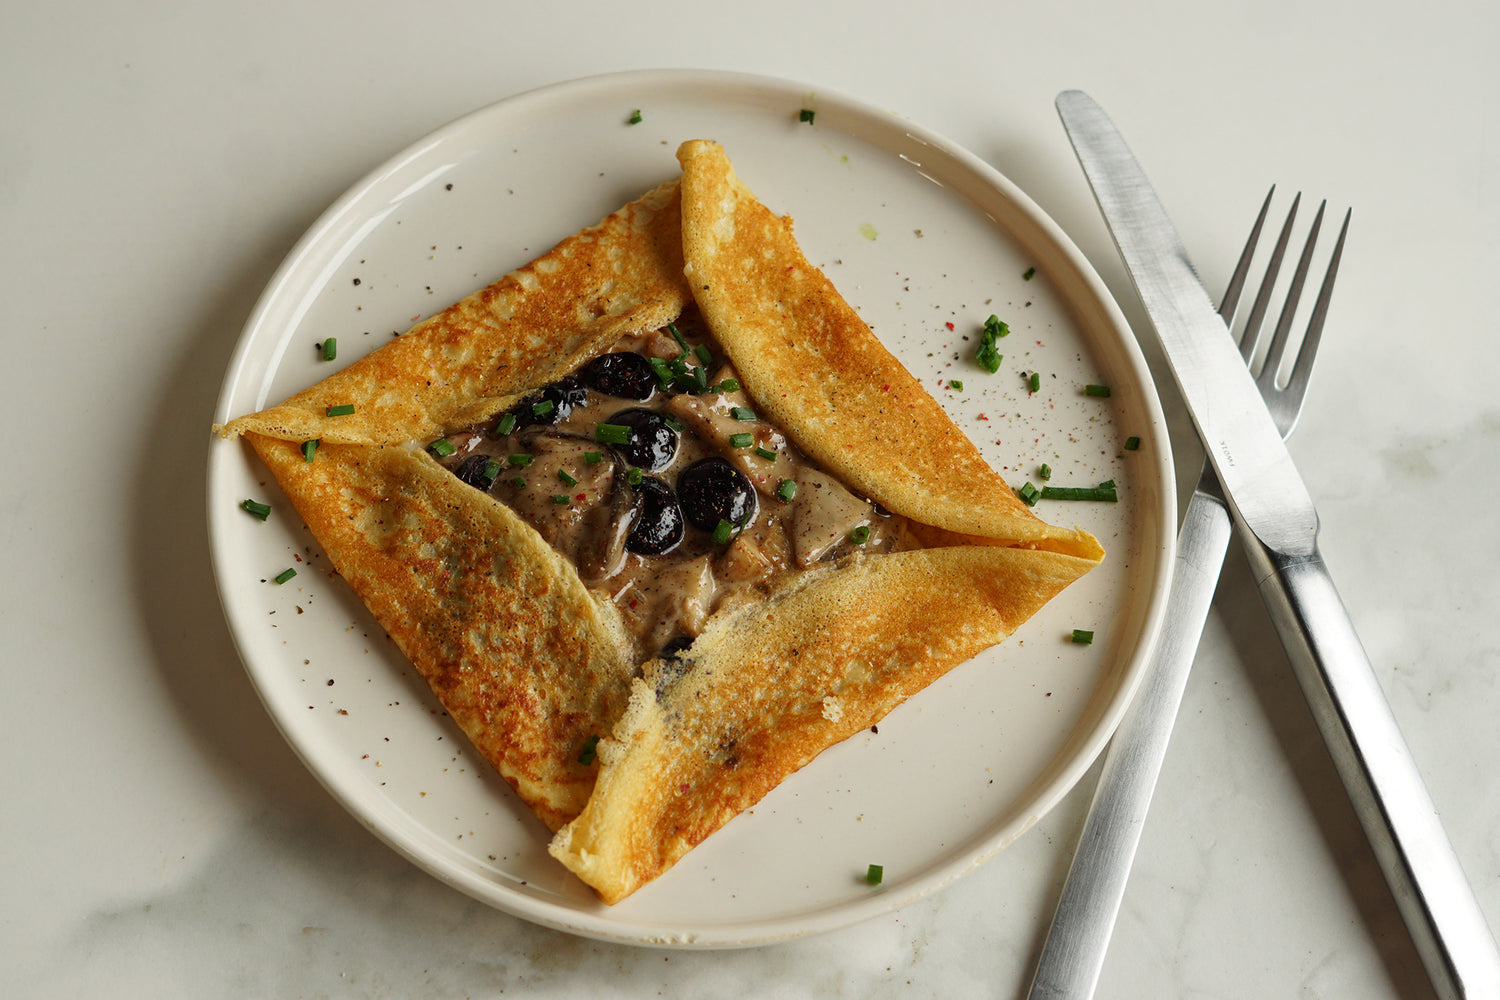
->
<box><xmin>3</xmin><ymin>1</ymin><xmax>1497</xmax><ymax>997</ymax></box>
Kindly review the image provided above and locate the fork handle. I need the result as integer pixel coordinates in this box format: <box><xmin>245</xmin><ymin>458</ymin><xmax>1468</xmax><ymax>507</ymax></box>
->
<box><xmin>1245</xmin><ymin>534</ymin><xmax>1500</xmax><ymax>999</ymax></box>
<box><xmin>1027</xmin><ymin>480</ymin><xmax>1234</xmax><ymax>999</ymax></box>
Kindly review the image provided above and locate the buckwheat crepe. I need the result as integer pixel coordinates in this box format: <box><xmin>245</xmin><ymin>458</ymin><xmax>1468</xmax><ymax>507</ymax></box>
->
<box><xmin>218</xmin><ymin>140</ymin><xmax>1103</xmax><ymax>903</ymax></box>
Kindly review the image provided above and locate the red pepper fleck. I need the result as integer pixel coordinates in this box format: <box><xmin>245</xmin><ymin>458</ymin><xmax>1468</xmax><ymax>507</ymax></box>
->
<box><xmin>945</xmin><ymin>322</ymin><xmax>955</xmax><ymax>331</ymax></box>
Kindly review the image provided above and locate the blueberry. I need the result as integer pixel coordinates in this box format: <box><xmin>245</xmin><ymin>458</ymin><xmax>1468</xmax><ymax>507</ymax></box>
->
<box><xmin>677</xmin><ymin>457</ymin><xmax>758</xmax><ymax>533</ymax></box>
<box><xmin>581</xmin><ymin>352</ymin><xmax>657</xmax><ymax>401</ymax></box>
<box><xmin>608</xmin><ymin>408</ymin><xmax>679</xmax><ymax>472</ymax></box>
<box><xmin>499</xmin><ymin>375</ymin><xmax>588</xmax><ymax>433</ymax></box>
<box><xmin>453</xmin><ymin>454</ymin><xmax>500</xmax><ymax>491</ymax></box>
<box><xmin>625</xmin><ymin>475</ymin><xmax>684</xmax><ymax>555</ymax></box>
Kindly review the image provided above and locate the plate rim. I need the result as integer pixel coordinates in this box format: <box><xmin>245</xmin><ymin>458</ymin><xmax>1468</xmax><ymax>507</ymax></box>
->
<box><xmin>207</xmin><ymin>67</ymin><xmax>1176</xmax><ymax>948</ymax></box>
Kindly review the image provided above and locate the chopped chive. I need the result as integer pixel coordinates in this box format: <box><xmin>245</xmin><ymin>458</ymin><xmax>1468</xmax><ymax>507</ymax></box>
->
<box><xmin>866</xmin><ymin>863</ymin><xmax>883</xmax><ymax>885</ymax></box>
<box><xmin>1039</xmin><ymin>463</ymin><xmax>1052</xmax><ymax>481</ymax></box>
<box><xmin>428</xmin><ymin>438</ymin><xmax>456</xmax><ymax>458</ymax></box>
<box><xmin>557</xmin><ymin>469</ymin><xmax>578</xmax><ymax>487</ymax></box>
<box><xmin>713</xmin><ymin>377</ymin><xmax>741</xmax><ymax>393</ymax></box>
<box><xmin>495</xmin><ymin>412</ymin><xmax>517</xmax><ymax>436</ymax></box>
<box><xmin>507</xmin><ymin>453</ymin><xmax>534</xmax><ymax>467</ymax></box>
<box><xmin>1039</xmin><ymin>481</ymin><xmax>1118</xmax><ymax>502</ymax></box>
<box><xmin>730</xmin><ymin>406</ymin><xmax>756</xmax><ymax>421</ymax></box>
<box><xmin>976</xmin><ymin>315</ymin><xmax>1008</xmax><ymax>374</ymax></box>
<box><xmin>627</xmin><ymin>109</ymin><xmax>642</xmax><ymax>125</ymax></box>
<box><xmin>712</xmin><ymin>519</ymin><xmax>734</xmax><ymax>545</ymax></box>
<box><xmin>626</xmin><ymin>467</ymin><xmax>643</xmax><ymax>485</ymax></box>
<box><xmin>799</xmin><ymin>108</ymin><xmax>816</xmax><ymax>124</ymax></box>
<box><xmin>1071</xmin><ymin>629</ymin><xmax>1095</xmax><ymax>645</ymax></box>
<box><xmin>754</xmin><ymin>445</ymin><xmax>777</xmax><ymax>461</ymax></box>
<box><xmin>578</xmin><ymin>733</ymin><xmax>600</xmax><ymax>765</ymax></box>
<box><xmin>583</xmin><ymin>451</ymin><xmax>604</xmax><ymax>465</ymax></box>
<box><xmin>1023</xmin><ymin>266</ymin><xmax>1037</xmax><ymax>281</ymax></box>
<box><xmin>1124</xmin><ymin>436</ymin><xmax>1141</xmax><ymax>451</ymax></box>
<box><xmin>728</xmin><ymin>432</ymin><xmax>753</xmax><ymax>448</ymax></box>
<box><xmin>511</xmin><ymin>476</ymin><xmax>526</xmax><ymax>488</ymax></box>
<box><xmin>691</xmin><ymin>365</ymin><xmax>710</xmax><ymax>391</ymax></box>
<box><xmin>776</xmin><ymin>479</ymin><xmax>797</xmax><ymax>502</ymax></box>
<box><xmin>668</xmin><ymin>322</ymin><xmax>690</xmax><ymax>357</ymax></box>
<box><xmin>273</xmin><ymin>567</ymin><xmax>297</xmax><ymax>585</ymax></box>
<box><xmin>321</xmin><ymin>337</ymin><xmax>337</xmax><ymax>361</ymax></box>
<box><xmin>1084</xmin><ymin>384</ymin><xmax>1111</xmax><ymax>398</ymax></box>
<box><xmin>662</xmin><ymin>413</ymin><xmax>685</xmax><ymax>432</ymax></box>
<box><xmin>482</xmin><ymin>459</ymin><xmax>501</xmax><ymax>486</ymax></box>
<box><xmin>1029</xmin><ymin>372</ymin><xmax>1041</xmax><ymax>393</ymax></box>
<box><xmin>693</xmin><ymin>344</ymin><xmax>712</xmax><ymax>364</ymax></box>
<box><xmin>949</xmin><ymin>379</ymin><xmax>963</xmax><ymax>391</ymax></box>
<box><xmin>649</xmin><ymin>357</ymin><xmax>675</xmax><ymax>388</ymax></box>
<box><xmin>1017</xmin><ymin>481</ymin><xmax>1041</xmax><ymax>506</ymax></box>
<box><xmin>242</xmin><ymin>499</ymin><xmax>272</xmax><ymax>521</ymax></box>
<box><xmin>595</xmin><ymin>423</ymin><xmax>631</xmax><ymax>445</ymax></box>
<box><xmin>531</xmin><ymin>398</ymin><xmax>555</xmax><ymax>416</ymax></box>
<box><xmin>326</xmin><ymin>403</ymin><xmax>355</xmax><ymax>416</ymax></box>
<box><xmin>550</xmin><ymin>494</ymin><xmax>570</xmax><ymax>505</ymax></box>
<box><xmin>850</xmin><ymin>525</ymin><xmax>870</xmax><ymax>545</ymax></box>
<box><xmin>301</xmin><ymin>439</ymin><xmax>319</xmax><ymax>463</ymax></box>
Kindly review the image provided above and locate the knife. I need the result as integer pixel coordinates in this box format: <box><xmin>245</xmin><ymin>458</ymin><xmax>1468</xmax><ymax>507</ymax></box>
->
<box><xmin>1055</xmin><ymin>89</ymin><xmax>1500</xmax><ymax>1000</ymax></box>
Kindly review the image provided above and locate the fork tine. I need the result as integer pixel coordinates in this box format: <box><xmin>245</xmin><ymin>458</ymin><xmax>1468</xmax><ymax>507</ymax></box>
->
<box><xmin>1280</xmin><ymin>207</ymin><xmax>1351</xmax><ymax>416</ymax></box>
<box><xmin>1259</xmin><ymin>199</ymin><xmax>1327</xmax><ymax>391</ymax></box>
<box><xmin>1218</xmin><ymin>186</ymin><xmax>1275</xmax><ymax>326</ymax></box>
<box><xmin>1239</xmin><ymin>192</ymin><xmax>1301</xmax><ymax>362</ymax></box>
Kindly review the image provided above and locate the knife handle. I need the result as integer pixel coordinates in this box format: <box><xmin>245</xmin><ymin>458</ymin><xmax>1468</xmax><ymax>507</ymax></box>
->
<box><xmin>1245</xmin><ymin>534</ymin><xmax>1500</xmax><ymax>999</ymax></box>
<box><xmin>1027</xmin><ymin>480</ymin><xmax>1234</xmax><ymax>1000</ymax></box>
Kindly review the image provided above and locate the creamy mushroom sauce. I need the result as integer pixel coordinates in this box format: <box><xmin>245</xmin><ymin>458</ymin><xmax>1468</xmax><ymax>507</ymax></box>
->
<box><xmin>431</xmin><ymin>313</ymin><xmax>916</xmax><ymax>655</ymax></box>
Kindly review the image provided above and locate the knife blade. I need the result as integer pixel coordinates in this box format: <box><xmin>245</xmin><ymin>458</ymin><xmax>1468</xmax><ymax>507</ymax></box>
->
<box><xmin>1055</xmin><ymin>89</ymin><xmax>1500</xmax><ymax>1000</ymax></box>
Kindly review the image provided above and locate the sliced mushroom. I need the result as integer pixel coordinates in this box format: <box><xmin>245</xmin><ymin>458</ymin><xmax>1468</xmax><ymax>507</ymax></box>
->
<box><xmin>576</xmin><ymin>472</ymin><xmax>641</xmax><ymax>585</ymax></box>
<box><xmin>637</xmin><ymin>555</ymin><xmax>717</xmax><ymax>650</ymax></box>
<box><xmin>788</xmin><ymin>470</ymin><xmax>873</xmax><ymax>567</ymax></box>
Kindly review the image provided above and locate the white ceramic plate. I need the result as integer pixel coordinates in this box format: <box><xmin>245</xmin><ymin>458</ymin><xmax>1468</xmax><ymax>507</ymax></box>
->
<box><xmin>207</xmin><ymin>69</ymin><xmax>1174</xmax><ymax>948</ymax></box>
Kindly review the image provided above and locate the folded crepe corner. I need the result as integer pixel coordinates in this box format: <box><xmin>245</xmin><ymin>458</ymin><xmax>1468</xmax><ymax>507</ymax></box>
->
<box><xmin>219</xmin><ymin>139</ymin><xmax>1102</xmax><ymax>904</ymax></box>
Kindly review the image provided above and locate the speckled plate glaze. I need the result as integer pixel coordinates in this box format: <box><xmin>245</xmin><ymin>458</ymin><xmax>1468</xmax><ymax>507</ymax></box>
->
<box><xmin>207</xmin><ymin>70</ymin><xmax>1175</xmax><ymax>948</ymax></box>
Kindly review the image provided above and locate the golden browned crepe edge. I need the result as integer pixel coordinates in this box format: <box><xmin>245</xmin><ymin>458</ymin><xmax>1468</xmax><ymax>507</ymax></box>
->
<box><xmin>248</xmin><ymin>434</ymin><xmax>638</xmax><ymax>831</ymax></box>
<box><xmin>216</xmin><ymin>179</ymin><xmax>689</xmax><ymax>448</ymax></box>
<box><xmin>675</xmin><ymin>139</ymin><xmax>1101</xmax><ymax>559</ymax></box>
<box><xmin>548</xmin><ymin>543</ymin><xmax>1099</xmax><ymax>903</ymax></box>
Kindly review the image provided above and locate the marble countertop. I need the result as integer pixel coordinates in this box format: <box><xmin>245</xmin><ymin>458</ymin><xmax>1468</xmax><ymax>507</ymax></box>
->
<box><xmin>4</xmin><ymin>2</ymin><xmax>1497</xmax><ymax>996</ymax></box>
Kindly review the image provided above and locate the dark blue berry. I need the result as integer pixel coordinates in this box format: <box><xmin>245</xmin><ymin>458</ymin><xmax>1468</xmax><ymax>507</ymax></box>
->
<box><xmin>677</xmin><ymin>457</ymin><xmax>758</xmax><ymax>532</ymax></box>
<box><xmin>608</xmin><ymin>408</ymin><xmax>679</xmax><ymax>472</ymax></box>
<box><xmin>502</xmin><ymin>375</ymin><xmax>588</xmax><ymax>432</ymax></box>
<box><xmin>453</xmin><ymin>454</ymin><xmax>500</xmax><ymax>491</ymax></box>
<box><xmin>625</xmin><ymin>475</ymin><xmax>684</xmax><ymax>555</ymax></box>
<box><xmin>581</xmin><ymin>352</ymin><xmax>657</xmax><ymax>401</ymax></box>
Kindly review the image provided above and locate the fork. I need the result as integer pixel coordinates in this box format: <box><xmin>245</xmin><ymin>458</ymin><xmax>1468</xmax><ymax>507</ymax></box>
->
<box><xmin>1026</xmin><ymin>189</ymin><xmax>1349</xmax><ymax>1000</ymax></box>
